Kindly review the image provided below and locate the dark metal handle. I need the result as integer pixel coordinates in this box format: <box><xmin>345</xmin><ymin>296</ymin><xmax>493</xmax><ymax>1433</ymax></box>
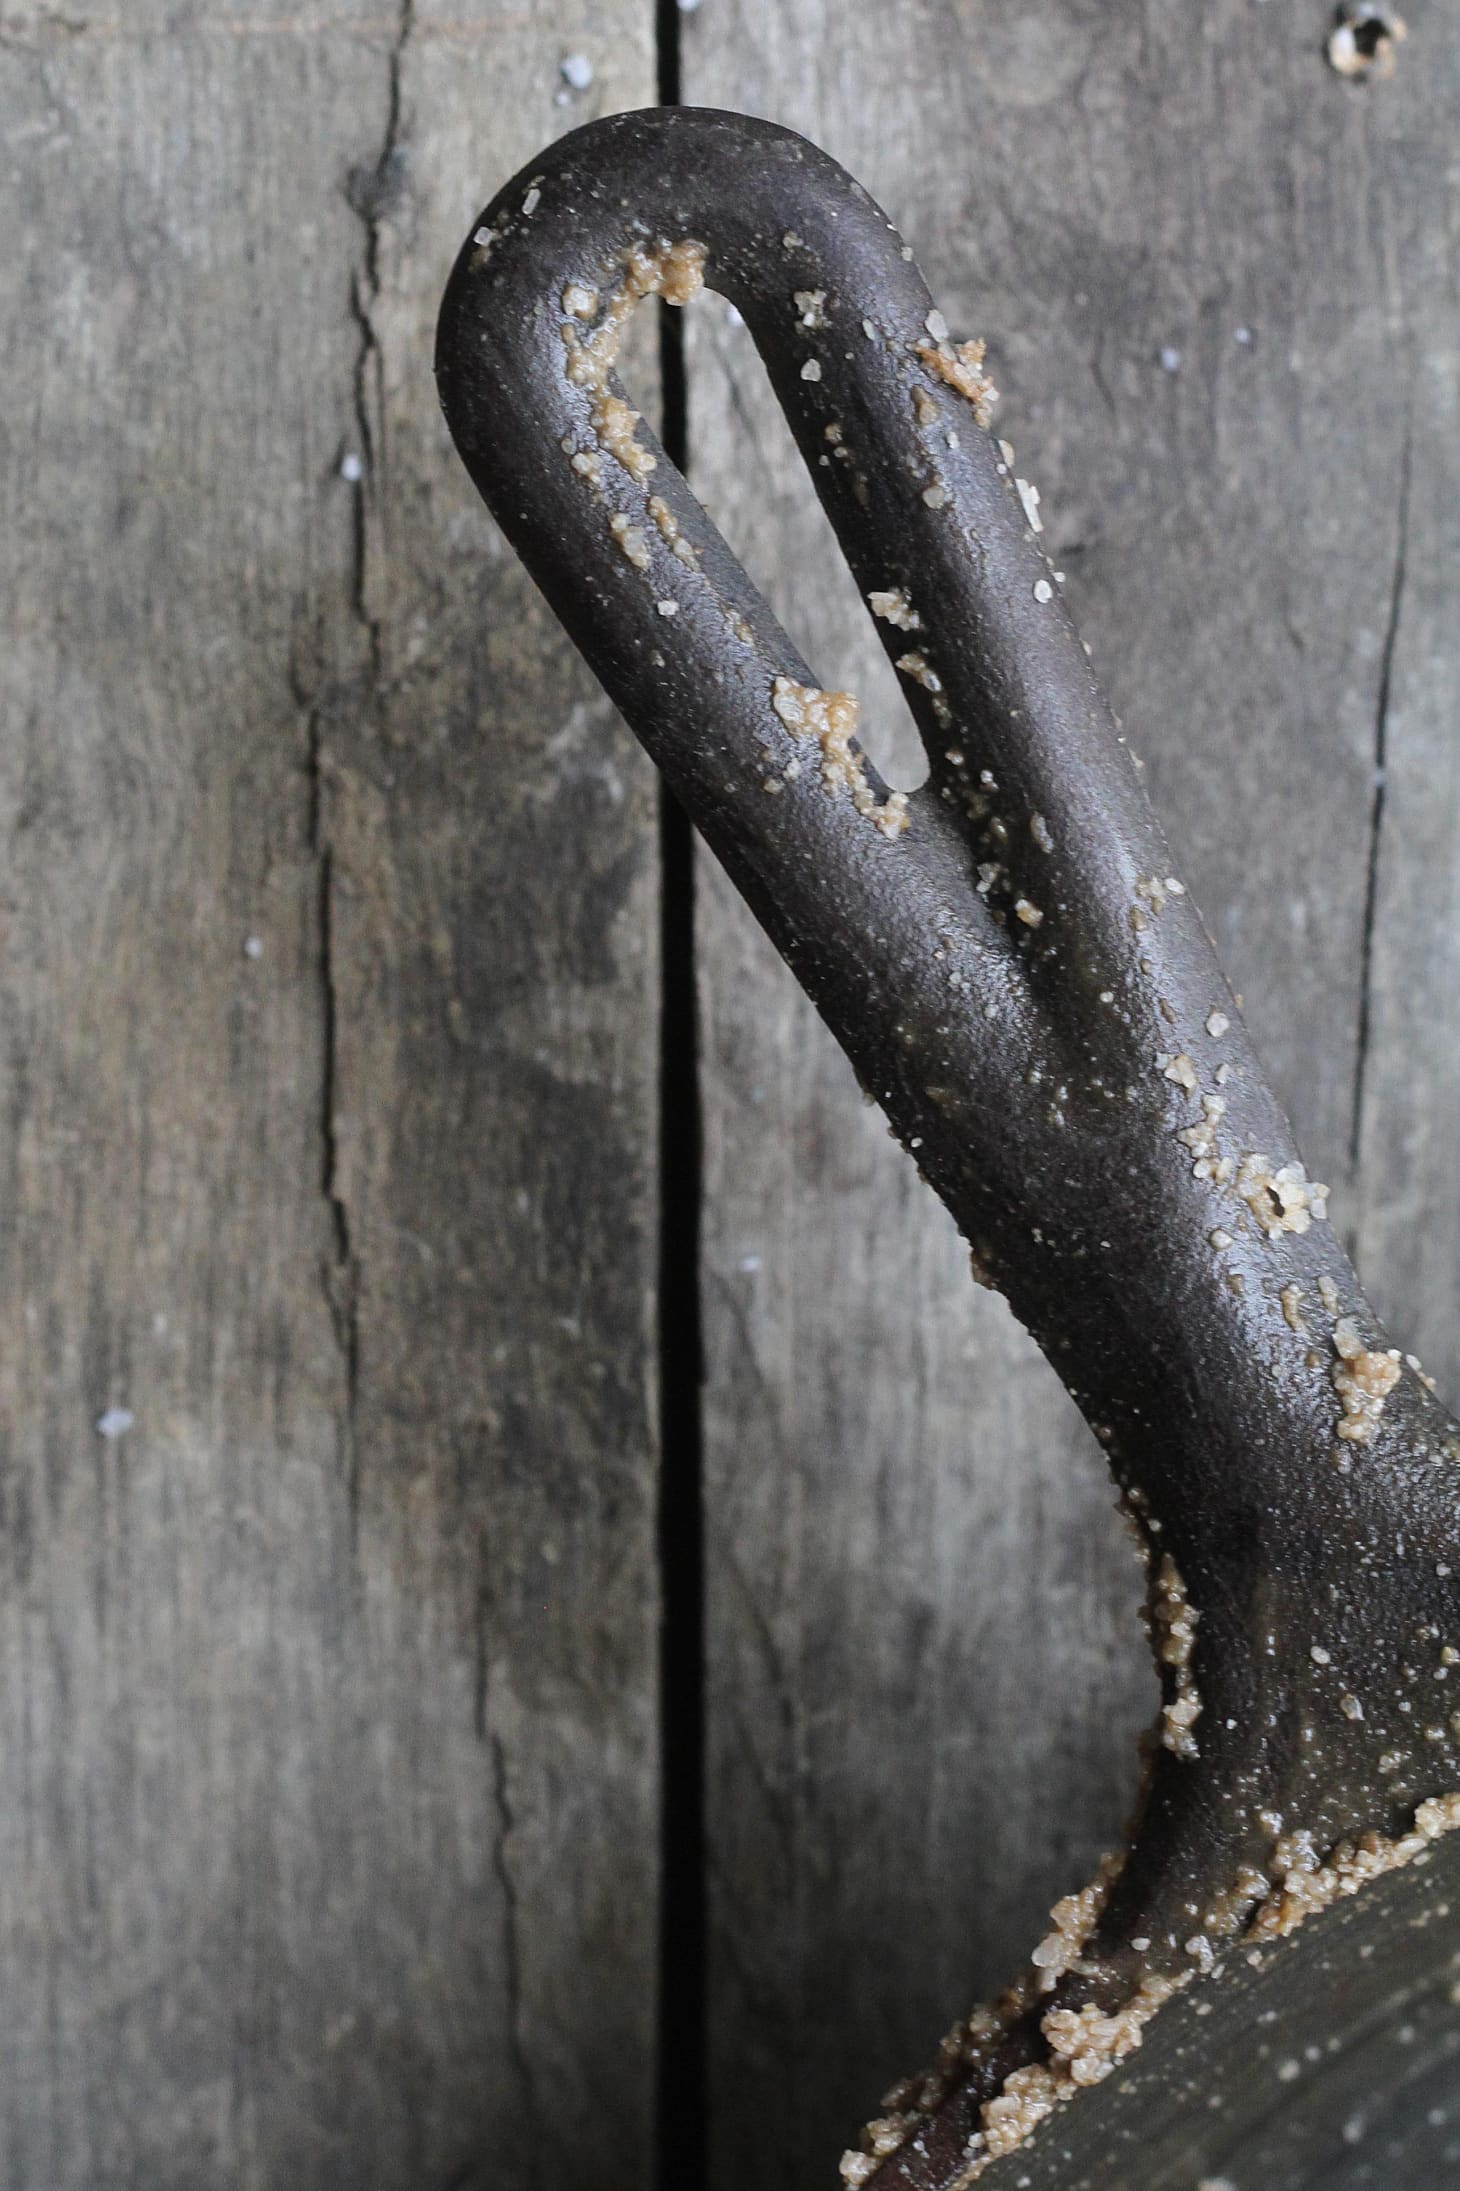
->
<box><xmin>437</xmin><ymin>105</ymin><xmax>1460</xmax><ymax>2191</ymax></box>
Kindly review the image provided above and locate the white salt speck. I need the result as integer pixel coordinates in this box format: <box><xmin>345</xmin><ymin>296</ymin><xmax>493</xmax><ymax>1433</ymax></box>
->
<box><xmin>998</xmin><ymin>439</ymin><xmax>1016</xmax><ymax>467</ymax></box>
<box><xmin>1160</xmin><ymin>346</ymin><xmax>1182</xmax><ymax>373</ymax></box>
<box><xmin>1311</xmin><ymin>1644</ymin><xmax>1332</xmax><ymax>1665</ymax></box>
<box><xmin>924</xmin><ymin>308</ymin><xmax>948</xmax><ymax>342</ymax></box>
<box><xmin>1033</xmin><ymin>577</ymin><xmax>1054</xmax><ymax>604</ymax></box>
<box><xmin>656</xmin><ymin>599</ymin><xmax>679</xmax><ymax>617</ymax></box>
<box><xmin>800</xmin><ymin>358</ymin><xmax>822</xmax><ymax>382</ymax></box>
<box><xmin>340</xmin><ymin>452</ymin><xmax>363</xmax><ymax>483</ymax></box>
<box><xmin>1016</xmin><ymin>477</ymin><xmax>1043</xmax><ymax>533</ymax></box>
<box><xmin>922</xmin><ymin>482</ymin><xmax>950</xmax><ymax>509</ymax></box>
<box><xmin>558</xmin><ymin>52</ymin><xmax>593</xmax><ymax>90</ymax></box>
<box><xmin>1206</xmin><ymin>1010</ymin><xmax>1230</xmax><ymax>1038</ymax></box>
<box><xmin>861</xmin><ymin>317</ymin><xmax>877</xmax><ymax>339</ymax></box>
<box><xmin>522</xmin><ymin>186</ymin><xmax>541</xmax><ymax>216</ymax></box>
<box><xmin>243</xmin><ymin>935</ymin><xmax>264</xmax><ymax>960</ymax></box>
<box><xmin>96</xmin><ymin>1407</ymin><xmax>134</xmax><ymax>1439</ymax></box>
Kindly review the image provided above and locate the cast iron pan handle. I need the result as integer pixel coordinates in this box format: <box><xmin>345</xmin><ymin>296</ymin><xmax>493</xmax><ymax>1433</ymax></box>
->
<box><xmin>437</xmin><ymin>106</ymin><xmax>1460</xmax><ymax>2190</ymax></box>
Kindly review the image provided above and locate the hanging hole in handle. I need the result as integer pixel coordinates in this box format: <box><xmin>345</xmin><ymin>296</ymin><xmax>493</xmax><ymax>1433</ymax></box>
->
<box><xmin>438</xmin><ymin>109</ymin><xmax>1084</xmax><ymax>900</ymax></box>
<box><xmin>674</xmin><ymin>291</ymin><xmax>928</xmax><ymax>794</ymax></box>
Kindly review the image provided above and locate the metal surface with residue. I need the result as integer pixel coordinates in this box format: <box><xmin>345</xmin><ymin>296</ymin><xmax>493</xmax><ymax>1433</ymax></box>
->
<box><xmin>436</xmin><ymin>107</ymin><xmax>1460</xmax><ymax>2191</ymax></box>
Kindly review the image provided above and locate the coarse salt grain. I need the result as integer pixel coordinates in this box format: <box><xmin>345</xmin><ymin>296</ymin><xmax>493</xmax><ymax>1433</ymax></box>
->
<box><xmin>1331</xmin><ymin>1318</ymin><xmax>1402</xmax><ymax>1445</ymax></box>
<box><xmin>868</xmin><ymin>587</ymin><xmax>920</xmax><ymax>631</ymax></box>
<box><xmin>771</xmin><ymin>675</ymin><xmax>908</xmax><ymax>840</ymax></box>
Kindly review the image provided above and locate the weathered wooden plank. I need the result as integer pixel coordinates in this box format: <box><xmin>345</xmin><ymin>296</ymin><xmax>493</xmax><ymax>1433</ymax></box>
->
<box><xmin>0</xmin><ymin>7</ymin><xmax>659</xmax><ymax>2186</ymax></box>
<box><xmin>683</xmin><ymin>1</ymin><xmax>1459</xmax><ymax>2178</ymax></box>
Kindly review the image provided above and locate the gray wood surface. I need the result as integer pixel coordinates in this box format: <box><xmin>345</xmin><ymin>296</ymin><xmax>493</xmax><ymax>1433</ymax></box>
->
<box><xmin>4</xmin><ymin>1</ymin><xmax>1458</xmax><ymax>2187</ymax></box>
<box><xmin>682</xmin><ymin>1</ymin><xmax>1460</xmax><ymax>2181</ymax></box>
<box><xmin>0</xmin><ymin>5</ymin><xmax>660</xmax><ymax>2187</ymax></box>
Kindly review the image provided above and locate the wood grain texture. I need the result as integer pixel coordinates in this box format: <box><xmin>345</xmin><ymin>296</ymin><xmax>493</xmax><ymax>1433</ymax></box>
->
<box><xmin>680</xmin><ymin>1</ymin><xmax>1460</xmax><ymax>2181</ymax></box>
<box><xmin>0</xmin><ymin>5</ymin><xmax>659</xmax><ymax>2186</ymax></box>
<box><xmin>6</xmin><ymin>1</ymin><xmax>1458</xmax><ymax>2184</ymax></box>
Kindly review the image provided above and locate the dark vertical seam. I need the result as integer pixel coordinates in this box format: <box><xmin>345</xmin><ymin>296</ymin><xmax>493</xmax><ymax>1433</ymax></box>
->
<box><xmin>328</xmin><ymin>1</ymin><xmax>416</xmax><ymax>1543</ymax></box>
<box><xmin>1349</xmin><ymin>409</ymin><xmax>1412</xmax><ymax>1180</ymax></box>
<box><xmin>490</xmin><ymin>1732</ymin><xmax>543</xmax><ymax>2187</ymax></box>
<box><xmin>654</xmin><ymin>10</ymin><xmax>707</xmax><ymax>2190</ymax></box>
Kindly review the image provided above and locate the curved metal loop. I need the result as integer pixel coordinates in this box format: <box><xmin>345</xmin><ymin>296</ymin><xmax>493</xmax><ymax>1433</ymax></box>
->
<box><xmin>435</xmin><ymin>109</ymin><xmax>1048</xmax><ymax>1044</ymax></box>
<box><xmin>434</xmin><ymin>107</ymin><xmax>1197</xmax><ymax>1011</ymax></box>
<box><xmin>436</xmin><ymin>112</ymin><xmax>1183</xmax><ymax>1037</ymax></box>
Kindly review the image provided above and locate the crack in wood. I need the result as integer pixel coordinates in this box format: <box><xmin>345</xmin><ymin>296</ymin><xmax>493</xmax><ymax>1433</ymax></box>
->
<box><xmin>1350</xmin><ymin>408</ymin><xmax>1413</xmax><ymax>1179</ymax></box>
<box><xmin>490</xmin><ymin>1729</ymin><xmax>544</xmax><ymax>2180</ymax></box>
